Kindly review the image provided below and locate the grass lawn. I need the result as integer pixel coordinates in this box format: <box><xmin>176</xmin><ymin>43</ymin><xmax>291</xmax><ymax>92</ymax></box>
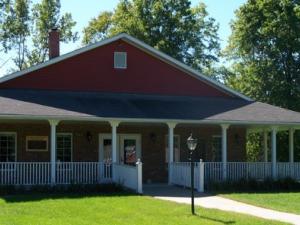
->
<box><xmin>219</xmin><ymin>192</ymin><xmax>300</xmax><ymax>215</ymax></box>
<box><xmin>0</xmin><ymin>193</ymin><xmax>288</xmax><ymax>225</ymax></box>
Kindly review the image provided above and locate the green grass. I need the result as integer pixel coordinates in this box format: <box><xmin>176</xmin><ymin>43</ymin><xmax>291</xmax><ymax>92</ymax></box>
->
<box><xmin>220</xmin><ymin>192</ymin><xmax>300</xmax><ymax>215</ymax></box>
<box><xmin>0</xmin><ymin>193</ymin><xmax>287</xmax><ymax>225</ymax></box>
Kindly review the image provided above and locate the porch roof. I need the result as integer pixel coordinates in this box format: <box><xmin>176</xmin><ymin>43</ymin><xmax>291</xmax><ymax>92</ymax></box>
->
<box><xmin>0</xmin><ymin>89</ymin><xmax>300</xmax><ymax>125</ymax></box>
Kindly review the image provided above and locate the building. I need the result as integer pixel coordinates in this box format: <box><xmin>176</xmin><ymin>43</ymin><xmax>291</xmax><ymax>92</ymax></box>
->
<box><xmin>0</xmin><ymin>31</ymin><xmax>300</xmax><ymax>192</ymax></box>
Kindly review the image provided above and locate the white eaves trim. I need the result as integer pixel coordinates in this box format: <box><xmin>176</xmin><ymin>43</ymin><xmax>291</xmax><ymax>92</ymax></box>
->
<box><xmin>0</xmin><ymin>33</ymin><xmax>252</xmax><ymax>101</ymax></box>
<box><xmin>0</xmin><ymin>114</ymin><xmax>299</xmax><ymax>127</ymax></box>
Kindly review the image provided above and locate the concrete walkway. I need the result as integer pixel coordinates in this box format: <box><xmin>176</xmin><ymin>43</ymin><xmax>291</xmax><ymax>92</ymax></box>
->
<box><xmin>144</xmin><ymin>184</ymin><xmax>300</xmax><ymax>225</ymax></box>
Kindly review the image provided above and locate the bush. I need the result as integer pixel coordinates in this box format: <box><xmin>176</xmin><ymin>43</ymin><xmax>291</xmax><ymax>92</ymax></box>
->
<box><xmin>0</xmin><ymin>183</ymin><xmax>125</xmax><ymax>195</ymax></box>
<box><xmin>207</xmin><ymin>177</ymin><xmax>300</xmax><ymax>193</ymax></box>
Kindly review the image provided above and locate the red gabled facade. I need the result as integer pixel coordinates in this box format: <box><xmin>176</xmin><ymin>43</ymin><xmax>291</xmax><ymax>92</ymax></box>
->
<box><xmin>0</xmin><ymin>39</ymin><xmax>231</xmax><ymax>98</ymax></box>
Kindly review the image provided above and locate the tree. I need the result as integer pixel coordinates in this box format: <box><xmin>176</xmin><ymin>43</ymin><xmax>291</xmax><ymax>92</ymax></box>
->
<box><xmin>0</xmin><ymin>0</ymin><xmax>78</xmax><ymax>71</ymax></box>
<box><xmin>1</xmin><ymin>0</ymin><xmax>30</xmax><ymax>70</ymax></box>
<box><xmin>83</xmin><ymin>0</ymin><xmax>220</xmax><ymax>77</ymax></box>
<box><xmin>225</xmin><ymin>0</ymin><xmax>300</xmax><ymax>111</ymax></box>
<box><xmin>27</xmin><ymin>0</ymin><xmax>78</xmax><ymax>65</ymax></box>
<box><xmin>225</xmin><ymin>0</ymin><xmax>300</xmax><ymax>161</ymax></box>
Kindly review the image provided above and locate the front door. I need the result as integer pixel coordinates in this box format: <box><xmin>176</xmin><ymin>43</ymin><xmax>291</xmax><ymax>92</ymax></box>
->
<box><xmin>120</xmin><ymin>134</ymin><xmax>141</xmax><ymax>165</ymax></box>
<box><xmin>99</xmin><ymin>134</ymin><xmax>114</xmax><ymax>163</ymax></box>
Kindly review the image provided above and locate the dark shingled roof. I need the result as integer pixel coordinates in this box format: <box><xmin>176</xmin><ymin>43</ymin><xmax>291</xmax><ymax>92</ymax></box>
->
<box><xmin>0</xmin><ymin>89</ymin><xmax>300</xmax><ymax>124</ymax></box>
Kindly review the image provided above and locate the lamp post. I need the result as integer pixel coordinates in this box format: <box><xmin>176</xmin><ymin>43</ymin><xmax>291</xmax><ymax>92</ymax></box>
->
<box><xmin>187</xmin><ymin>133</ymin><xmax>197</xmax><ymax>215</ymax></box>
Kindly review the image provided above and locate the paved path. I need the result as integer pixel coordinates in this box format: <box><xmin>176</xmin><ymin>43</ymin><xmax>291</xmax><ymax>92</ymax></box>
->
<box><xmin>144</xmin><ymin>184</ymin><xmax>300</xmax><ymax>225</ymax></box>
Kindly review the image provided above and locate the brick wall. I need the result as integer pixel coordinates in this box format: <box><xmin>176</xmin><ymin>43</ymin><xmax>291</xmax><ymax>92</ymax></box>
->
<box><xmin>0</xmin><ymin>122</ymin><xmax>246</xmax><ymax>183</ymax></box>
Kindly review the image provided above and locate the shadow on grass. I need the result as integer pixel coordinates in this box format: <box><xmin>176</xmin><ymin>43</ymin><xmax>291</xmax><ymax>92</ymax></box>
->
<box><xmin>195</xmin><ymin>213</ymin><xmax>235</xmax><ymax>224</ymax></box>
<box><xmin>0</xmin><ymin>192</ymin><xmax>137</xmax><ymax>203</ymax></box>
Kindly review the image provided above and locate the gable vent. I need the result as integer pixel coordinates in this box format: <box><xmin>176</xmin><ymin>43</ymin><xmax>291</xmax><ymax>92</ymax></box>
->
<box><xmin>114</xmin><ymin>52</ymin><xmax>127</xmax><ymax>69</ymax></box>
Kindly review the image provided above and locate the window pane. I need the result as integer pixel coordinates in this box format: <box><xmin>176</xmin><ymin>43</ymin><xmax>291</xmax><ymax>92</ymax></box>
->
<box><xmin>56</xmin><ymin>134</ymin><xmax>72</xmax><ymax>162</ymax></box>
<box><xmin>0</xmin><ymin>134</ymin><xmax>16</xmax><ymax>162</ymax></box>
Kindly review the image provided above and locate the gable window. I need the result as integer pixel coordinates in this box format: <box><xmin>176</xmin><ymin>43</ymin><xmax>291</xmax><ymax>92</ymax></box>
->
<box><xmin>56</xmin><ymin>133</ymin><xmax>72</xmax><ymax>162</ymax></box>
<box><xmin>114</xmin><ymin>52</ymin><xmax>127</xmax><ymax>69</ymax></box>
<box><xmin>165</xmin><ymin>135</ymin><xmax>180</xmax><ymax>162</ymax></box>
<box><xmin>0</xmin><ymin>133</ymin><xmax>16</xmax><ymax>162</ymax></box>
<box><xmin>212</xmin><ymin>135</ymin><xmax>222</xmax><ymax>162</ymax></box>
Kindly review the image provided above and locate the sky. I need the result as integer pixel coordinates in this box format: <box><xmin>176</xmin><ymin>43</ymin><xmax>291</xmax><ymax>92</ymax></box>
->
<box><xmin>0</xmin><ymin>0</ymin><xmax>247</xmax><ymax>76</ymax></box>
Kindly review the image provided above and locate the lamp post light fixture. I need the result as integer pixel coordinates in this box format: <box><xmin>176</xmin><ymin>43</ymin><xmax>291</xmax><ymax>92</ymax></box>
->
<box><xmin>187</xmin><ymin>133</ymin><xmax>197</xmax><ymax>215</ymax></box>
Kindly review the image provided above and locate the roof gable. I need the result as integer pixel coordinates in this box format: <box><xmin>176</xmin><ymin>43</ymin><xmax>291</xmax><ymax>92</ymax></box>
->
<box><xmin>0</xmin><ymin>33</ymin><xmax>251</xmax><ymax>100</ymax></box>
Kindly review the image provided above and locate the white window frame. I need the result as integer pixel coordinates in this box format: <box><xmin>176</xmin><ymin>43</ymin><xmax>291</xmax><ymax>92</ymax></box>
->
<box><xmin>26</xmin><ymin>136</ymin><xmax>48</xmax><ymax>152</ymax></box>
<box><xmin>98</xmin><ymin>133</ymin><xmax>120</xmax><ymax>163</ymax></box>
<box><xmin>165</xmin><ymin>135</ymin><xmax>180</xmax><ymax>163</ymax></box>
<box><xmin>114</xmin><ymin>52</ymin><xmax>127</xmax><ymax>69</ymax></box>
<box><xmin>0</xmin><ymin>132</ymin><xmax>17</xmax><ymax>162</ymax></box>
<box><xmin>56</xmin><ymin>133</ymin><xmax>73</xmax><ymax>162</ymax></box>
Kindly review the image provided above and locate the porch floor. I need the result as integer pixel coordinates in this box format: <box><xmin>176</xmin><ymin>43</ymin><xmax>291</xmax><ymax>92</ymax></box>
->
<box><xmin>143</xmin><ymin>184</ymin><xmax>300</xmax><ymax>225</ymax></box>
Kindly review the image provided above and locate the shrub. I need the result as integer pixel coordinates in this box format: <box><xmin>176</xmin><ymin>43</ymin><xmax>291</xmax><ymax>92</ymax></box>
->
<box><xmin>0</xmin><ymin>183</ymin><xmax>125</xmax><ymax>195</ymax></box>
<box><xmin>207</xmin><ymin>178</ymin><xmax>300</xmax><ymax>193</ymax></box>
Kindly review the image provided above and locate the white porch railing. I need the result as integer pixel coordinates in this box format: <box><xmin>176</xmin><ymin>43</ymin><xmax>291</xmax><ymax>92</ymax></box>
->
<box><xmin>277</xmin><ymin>163</ymin><xmax>300</xmax><ymax>180</ymax></box>
<box><xmin>170</xmin><ymin>161</ymin><xmax>204</xmax><ymax>192</ymax></box>
<box><xmin>0</xmin><ymin>162</ymin><xmax>112</xmax><ymax>186</ymax></box>
<box><xmin>113</xmin><ymin>161</ymin><xmax>143</xmax><ymax>193</ymax></box>
<box><xmin>56</xmin><ymin>162</ymin><xmax>112</xmax><ymax>184</ymax></box>
<box><xmin>205</xmin><ymin>162</ymin><xmax>300</xmax><ymax>183</ymax></box>
<box><xmin>171</xmin><ymin>161</ymin><xmax>300</xmax><ymax>191</ymax></box>
<box><xmin>0</xmin><ymin>162</ymin><xmax>51</xmax><ymax>185</ymax></box>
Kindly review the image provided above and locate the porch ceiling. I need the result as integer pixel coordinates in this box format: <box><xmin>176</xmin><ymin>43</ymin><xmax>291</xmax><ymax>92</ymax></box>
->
<box><xmin>0</xmin><ymin>89</ymin><xmax>300</xmax><ymax>126</ymax></box>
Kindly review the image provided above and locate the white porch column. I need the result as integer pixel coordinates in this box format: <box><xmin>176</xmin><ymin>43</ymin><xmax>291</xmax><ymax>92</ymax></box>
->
<box><xmin>167</xmin><ymin>122</ymin><xmax>176</xmax><ymax>185</ymax></box>
<box><xmin>289</xmin><ymin>128</ymin><xmax>295</xmax><ymax>163</ymax></box>
<box><xmin>49</xmin><ymin>120</ymin><xmax>59</xmax><ymax>185</ymax></box>
<box><xmin>271</xmin><ymin>127</ymin><xmax>277</xmax><ymax>179</ymax></box>
<box><xmin>110</xmin><ymin>121</ymin><xmax>120</xmax><ymax>164</ymax></box>
<box><xmin>263</xmin><ymin>130</ymin><xmax>268</xmax><ymax>162</ymax></box>
<box><xmin>221</xmin><ymin>124</ymin><xmax>229</xmax><ymax>180</ymax></box>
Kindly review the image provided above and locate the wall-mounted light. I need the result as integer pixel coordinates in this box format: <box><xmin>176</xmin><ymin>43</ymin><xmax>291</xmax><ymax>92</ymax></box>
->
<box><xmin>86</xmin><ymin>131</ymin><xmax>93</xmax><ymax>143</ymax></box>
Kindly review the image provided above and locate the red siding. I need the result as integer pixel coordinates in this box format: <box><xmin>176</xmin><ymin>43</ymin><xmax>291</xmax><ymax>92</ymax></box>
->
<box><xmin>0</xmin><ymin>40</ymin><xmax>231</xmax><ymax>97</ymax></box>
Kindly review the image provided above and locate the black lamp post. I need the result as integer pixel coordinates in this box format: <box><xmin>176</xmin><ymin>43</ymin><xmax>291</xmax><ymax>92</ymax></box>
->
<box><xmin>187</xmin><ymin>133</ymin><xmax>197</xmax><ymax>215</ymax></box>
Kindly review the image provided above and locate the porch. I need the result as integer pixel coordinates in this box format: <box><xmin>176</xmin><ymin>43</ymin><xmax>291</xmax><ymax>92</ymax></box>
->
<box><xmin>0</xmin><ymin>119</ymin><xmax>299</xmax><ymax>193</ymax></box>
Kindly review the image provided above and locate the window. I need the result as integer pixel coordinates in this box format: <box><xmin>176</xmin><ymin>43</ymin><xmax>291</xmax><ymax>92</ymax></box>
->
<box><xmin>26</xmin><ymin>136</ymin><xmax>48</xmax><ymax>152</ymax></box>
<box><xmin>0</xmin><ymin>133</ymin><xmax>16</xmax><ymax>162</ymax></box>
<box><xmin>56</xmin><ymin>134</ymin><xmax>72</xmax><ymax>162</ymax></box>
<box><xmin>212</xmin><ymin>135</ymin><xmax>222</xmax><ymax>162</ymax></box>
<box><xmin>114</xmin><ymin>52</ymin><xmax>127</xmax><ymax>69</ymax></box>
<box><xmin>165</xmin><ymin>135</ymin><xmax>180</xmax><ymax>162</ymax></box>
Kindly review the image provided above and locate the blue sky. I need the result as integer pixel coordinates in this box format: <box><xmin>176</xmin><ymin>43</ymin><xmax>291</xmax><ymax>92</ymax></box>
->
<box><xmin>0</xmin><ymin>0</ymin><xmax>246</xmax><ymax>76</ymax></box>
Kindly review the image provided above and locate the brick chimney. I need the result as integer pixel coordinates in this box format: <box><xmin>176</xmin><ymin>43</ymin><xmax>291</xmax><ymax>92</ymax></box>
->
<box><xmin>48</xmin><ymin>28</ymin><xmax>60</xmax><ymax>59</ymax></box>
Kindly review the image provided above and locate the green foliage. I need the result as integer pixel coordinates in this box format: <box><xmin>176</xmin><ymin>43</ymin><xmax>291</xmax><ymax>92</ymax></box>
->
<box><xmin>225</xmin><ymin>0</ymin><xmax>300</xmax><ymax>111</ymax></box>
<box><xmin>0</xmin><ymin>0</ymin><xmax>78</xmax><ymax>71</ymax></box>
<box><xmin>83</xmin><ymin>0</ymin><xmax>220</xmax><ymax>77</ymax></box>
<box><xmin>0</xmin><ymin>0</ymin><xmax>30</xmax><ymax>70</ymax></box>
<box><xmin>0</xmin><ymin>183</ymin><xmax>123</xmax><ymax>195</ymax></box>
<box><xmin>209</xmin><ymin>177</ymin><xmax>300</xmax><ymax>193</ymax></box>
<box><xmin>225</xmin><ymin>0</ymin><xmax>300</xmax><ymax>160</ymax></box>
<box><xmin>246</xmin><ymin>133</ymin><xmax>262</xmax><ymax>162</ymax></box>
<box><xmin>27</xmin><ymin>0</ymin><xmax>78</xmax><ymax>65</ymax></box>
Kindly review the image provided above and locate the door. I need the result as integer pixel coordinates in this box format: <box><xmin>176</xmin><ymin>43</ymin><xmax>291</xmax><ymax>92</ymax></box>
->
<box><xmin>120</xmin><ymin>134</ymin><xmax>141</xmax><ymax>165</ymax></box>
<box><xmin>99</xmin><ymin>134</ymin><xmax>115</xmax><ymax>163</ymax></box>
